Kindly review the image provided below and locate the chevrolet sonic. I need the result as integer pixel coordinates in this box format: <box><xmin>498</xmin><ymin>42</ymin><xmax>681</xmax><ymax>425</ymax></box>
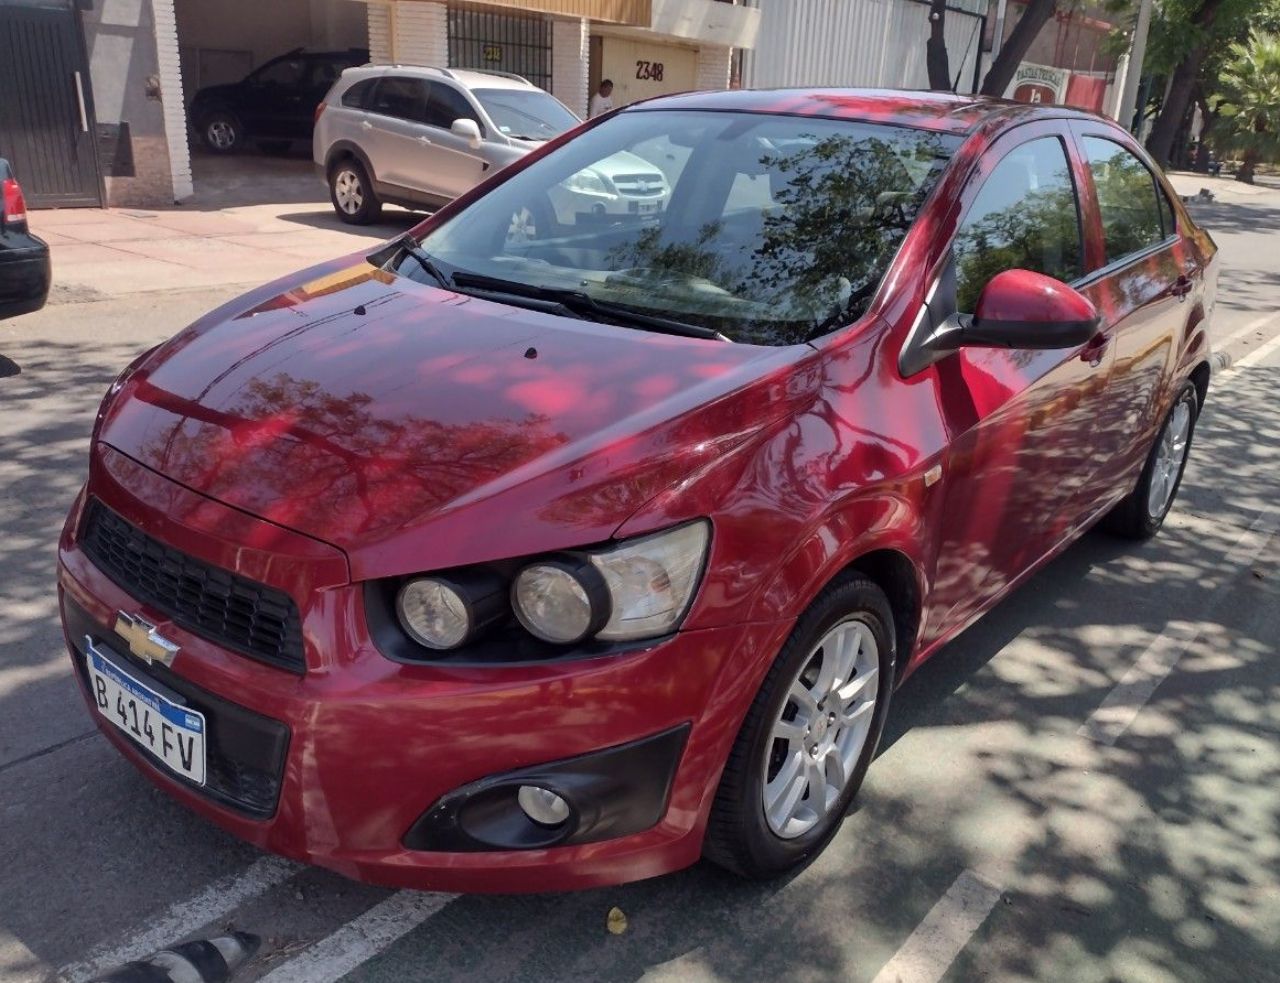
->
<box><xmin>58</xmin><ymin>89</ymin><xmax>1216</xmax><ymax>892</ymax></box>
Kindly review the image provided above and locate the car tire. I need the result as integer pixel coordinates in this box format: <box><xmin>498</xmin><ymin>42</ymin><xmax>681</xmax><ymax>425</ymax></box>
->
<box><xmin>200</xmin><ymin>111</ymin><xmax>243</xmax><ymax>154</ymax></box>
<box><xmin>703</xmin><ymin>573</ymin><xmax>896</xmax><ymax>880</ymax></box>
<box><xmin>1101</xmin><ymin>380</ymin><xmax>1199</xmax><ymax>540</ymax></box>
<box><xmin>329</xmin><ymin>159</ymin><xmax>382</xmax><ymax>225</ymax></box>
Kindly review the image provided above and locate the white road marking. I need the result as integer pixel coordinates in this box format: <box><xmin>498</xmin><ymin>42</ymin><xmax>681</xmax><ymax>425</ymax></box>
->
<box><xmin>1079</xmin><ymin>508</ymin><xmax>1278</xmax><ymax>745</ymax></box>
<box><xmin>60</xmin><ymin>856</ymin><xmax>300</xmax><ymax>983</ymax></box>
<box><xmin>1216</xmin><ymin>310</ymin><xmax>1280</xmax><ymax>353</ymax></box>
<box><xmin>256</xmin><ymin>890</ymin><xmax>454</xmax><ymax>983</ymax></box>
<box><xmin>869</xmin><ymin>870</ymin><xmax>1003</xmax><ymax>983</ymax></box>
<box><xmin>1231</xmin><ymin>326</ymin><xmax>1280</xmax><ymax>368</ymax></box>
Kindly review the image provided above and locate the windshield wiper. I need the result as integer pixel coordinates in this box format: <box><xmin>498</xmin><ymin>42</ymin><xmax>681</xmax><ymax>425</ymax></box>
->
<box><xmin>450</xmin><ymin>271</ymin><xmax>730</xmax><ymax>342</ymax></box>
<box><xmin>398</xmin><ymin>238</ymin><xmax>453</xmax><ymax>290</ymax></box>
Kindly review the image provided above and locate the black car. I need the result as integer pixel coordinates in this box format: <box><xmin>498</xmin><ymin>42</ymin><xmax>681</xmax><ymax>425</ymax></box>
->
<box><xmin>0</xmin><ymin>158</ymin><xmax>50</xmax><ymax>320</ymax></box>
<box><xmin>190</xmin><ymin>48</ymin><xmax>369</xmax><ymax>154</ymax></box>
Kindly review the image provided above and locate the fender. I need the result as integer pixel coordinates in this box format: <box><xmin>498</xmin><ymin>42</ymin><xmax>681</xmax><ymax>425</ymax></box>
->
<box><xmin>324</xmin><ymin>140</ymin><xmax>379</xmax><ymax>183</ymax></box>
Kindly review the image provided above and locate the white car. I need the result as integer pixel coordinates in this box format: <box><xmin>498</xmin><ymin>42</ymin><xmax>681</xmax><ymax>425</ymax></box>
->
<box><xmin>313</xmin><ymin>65</ymin><xmax>669</xmax><ymax>230</ymax></box>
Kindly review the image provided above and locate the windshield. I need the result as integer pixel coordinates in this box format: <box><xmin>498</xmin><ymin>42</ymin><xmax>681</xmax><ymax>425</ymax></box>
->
<box><xmin>412</xmin><ymin>110</ymin><xmax>960</xmax><ymax>345</ymax></box>
<box><xmin>473</xmin><ymin>88</ymin><xmax>579</xmax><ymax>141</ymax></box>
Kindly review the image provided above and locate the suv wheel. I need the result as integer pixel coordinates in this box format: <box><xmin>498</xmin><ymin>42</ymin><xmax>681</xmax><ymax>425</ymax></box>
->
<box><xmin>201</xmin><ymin>112</ymin><xmax>242</xmax><ymax>154</ymax></box>
<box><xmin>329</xmin><ymin>160</ymin><xmax>382</xmax><ymax>225</ymax></box>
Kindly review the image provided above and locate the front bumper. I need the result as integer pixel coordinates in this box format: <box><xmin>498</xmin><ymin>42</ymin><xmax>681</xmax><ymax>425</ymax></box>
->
<box><xmin>58</xmin><ymin>447</ymin><xmax>791</xmax><ymax>892</ymax></box>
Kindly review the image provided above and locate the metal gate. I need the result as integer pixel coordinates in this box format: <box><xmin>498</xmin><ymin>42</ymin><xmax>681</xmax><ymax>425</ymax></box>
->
<box><xmin>0</xmin><ymin>0</ymin><xmax>102</xmax><ymax>207</ymax></box>
<box><xmin>447</xmin><ymin>6</ymin><xmax>552</xmax><ymax>92</ymax></box>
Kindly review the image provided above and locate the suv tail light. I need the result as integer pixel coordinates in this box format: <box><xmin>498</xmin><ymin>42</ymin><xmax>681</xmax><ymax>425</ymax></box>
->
<box><xmin>314</xmin><ymin>102</ymin><xmax>326</xmax><ymax>126</ymax></box>
<box><xmin>2</xmin><ymin>177</ymin><xmax>27</xmax><ymax>226</ymax></box>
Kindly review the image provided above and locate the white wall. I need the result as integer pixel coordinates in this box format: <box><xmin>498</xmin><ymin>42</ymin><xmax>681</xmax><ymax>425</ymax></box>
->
<box><xmin>745</xmin><ymin>0</ymin><xmax>986</xmax><ymax>94</ymax></box>
<box><xmin>551</xmin><ymin>17</ymin><xmax>589</xmax><ymax>117</ymax></box>
<box><xmin>366</xmin><ymin>0</ymin><xmax>447</xmax><ymax>65</ymax></box>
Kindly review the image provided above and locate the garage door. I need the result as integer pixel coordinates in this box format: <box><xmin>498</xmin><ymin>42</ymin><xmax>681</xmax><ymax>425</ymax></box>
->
<box><xmin>599</xmin><ymin>38</ymin><xmax>697</xmax><ymax>108</ymax></box>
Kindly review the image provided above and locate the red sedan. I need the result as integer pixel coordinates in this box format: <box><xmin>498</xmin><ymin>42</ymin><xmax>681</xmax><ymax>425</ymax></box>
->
<box><xmin>58</xmin><ymin>89</ymin><xmax>1216</xmax><ymax>892</ymax></box>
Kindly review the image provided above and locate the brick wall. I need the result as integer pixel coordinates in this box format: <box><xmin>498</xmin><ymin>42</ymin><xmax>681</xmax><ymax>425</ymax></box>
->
<box><xmin>551</xmin><ymin>17</ymin><xmax>589</xmax><ymax>118</ymax></box>
<box><xmin>695</xmin><ymin>44</ymin><xmax>732</xmax><ymax>92</ymax></box>
<box><xmin>369</xmin><ymin>0</ymin><xmax>447</xmax><ymax>65</ymax></box>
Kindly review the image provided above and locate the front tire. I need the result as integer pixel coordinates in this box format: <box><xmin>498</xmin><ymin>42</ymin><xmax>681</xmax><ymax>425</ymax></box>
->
<box><xmin>703</xmin><ymin>574</ymin><xmax>896</xmax><ymax>879</ymax></box>
<box><xmin>1101</xmin><ymin>380</ymin><xmax>1199</xmax><ymax>540</ymax></box>
<box><xmin>329</xmin><ymin>159</ymin><xmax>381</xmax><ymax>225</ymax></box>
<box><xmin>200</xmin><ymin>111</ymin><xmax>243</xmax><ymax>154</ymax></box>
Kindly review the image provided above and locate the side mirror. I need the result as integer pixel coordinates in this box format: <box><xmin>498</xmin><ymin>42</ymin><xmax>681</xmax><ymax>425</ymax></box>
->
<box><xmin>451</xmin><ymin>118</ymin><xmax>482</xmax><ymax>150</ymax></box>
<box><xmin>965</xmin><ymin>269</ymin><xmax>1100</xmax><ymax>350</ymax></box>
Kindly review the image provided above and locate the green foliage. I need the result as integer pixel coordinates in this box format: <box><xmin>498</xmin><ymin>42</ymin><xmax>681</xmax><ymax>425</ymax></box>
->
<box><xmin>1217</xmin><ymin>30</ymin><xmax>1280</xmax><ymax>172</ymax></box>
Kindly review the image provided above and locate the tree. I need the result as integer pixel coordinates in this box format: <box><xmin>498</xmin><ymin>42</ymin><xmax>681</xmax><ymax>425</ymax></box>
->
<box><xmin>981</xmin><ymin>0</ymin><xmax>1059</xmax><ymax>96</ymax></box>
<box><xmin>1217</xmin><ymin>30</ymin><xmax>1280</xmax><ymax>182</ymax></box>
<box><xmin>1143</xmin><ymin>0</ymin><xmax>1229</xmax><ymax>164</ymax></box>
<box><xmin>927</xmin><ymin>0</ymin><xmax>953</xmax><ymax>91</ymax></box>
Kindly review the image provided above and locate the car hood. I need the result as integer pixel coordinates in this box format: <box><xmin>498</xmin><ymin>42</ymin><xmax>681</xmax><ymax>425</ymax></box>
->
<box><xmin>97</xmin><ymin>260</ymin><xmax>808</xmax><ymax>579</ymax></box>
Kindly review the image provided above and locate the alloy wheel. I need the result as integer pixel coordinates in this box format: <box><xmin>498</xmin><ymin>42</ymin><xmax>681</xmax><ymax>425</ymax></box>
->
<box><xmin>1147</xmin><ymin>398</ymin><xmax>1192</xmax><ymax>519</ymax></box>
<box><xmin>334</xmin><ymin>169</ymin><xmax>364</xmax><ymax>215</ymax></box>
<box><xmin>207</xmin><ymin>120</ymin><xmax>236</xmax><ymax>151</ymax></box>
<box><xmin>506</xmin><ymin>206</ymin><xmax>537</xmax><ymax>244</ymax></box>
<box><xmin>761</xmin><ymin>618</ymin><xmax>879</xmax><ymax>839</ymax></box>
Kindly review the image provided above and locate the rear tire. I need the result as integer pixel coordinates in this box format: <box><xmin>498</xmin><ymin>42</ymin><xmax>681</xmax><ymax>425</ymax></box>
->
<box><xmin>703</xmin><ymin>574</ymin><xmax>895</xmax><ymax>879</ymax></box>
<box><xmin>200</xmin><ymin>111</ymin><xmax>243</xmax><ymax>154</ymax></box>
<box><xmin>329</xmin><ymin>159</ymin><xmax>382</xmax><ymax>225</ymax></box>
<box><xmin>1101</xmin><ymin>380</ymin><xmax>1199</xmax><ymax>540</ymax></box>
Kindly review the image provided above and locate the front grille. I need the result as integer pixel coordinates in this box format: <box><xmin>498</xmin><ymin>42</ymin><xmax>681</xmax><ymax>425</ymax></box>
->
<box><xmin>80</xmin><ymin>499</ymin><xmax>306</xmax><ymax>673</ymax></box>
<box><xmin>65</xmin><ymin>596</ymin><xmax>290</xmax><ymax>818</ymax></box>
<box><xmin>611</xmin><ymin>174</ymin><xmax>666</xmax><ymax>198</ymax></box>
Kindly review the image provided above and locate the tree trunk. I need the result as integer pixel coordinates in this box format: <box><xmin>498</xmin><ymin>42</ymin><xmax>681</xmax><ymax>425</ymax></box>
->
<box><xmin>980</xmin><ymin>0</ymin><xmax>1057</xmax><ymax>97</ymax></box>
<box><xmin>1193</xmin><ymin>88</ymin><xmax>1214</xmax><ymax>172</ymax></box>
<box><xmin>1237</xmin><ymin>148</ymin><xmax>1258</xmax><ymax>184</ymax></box>
<box><xmin>1144</xmin><ymin>0</ymin><xmax>1225</xmax><ymax>165</ymax></box>
<box><xmin>926</xmin><ymin>0</ymin><xmax>952</xmax><ymax>91</ymax></box>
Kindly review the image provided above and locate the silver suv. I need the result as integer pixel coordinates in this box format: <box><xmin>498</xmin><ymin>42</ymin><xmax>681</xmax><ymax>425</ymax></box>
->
<box><xmin>313</xmin><ymin>65</ymin><xmax>670</xmax><ymax>228</ymax></box>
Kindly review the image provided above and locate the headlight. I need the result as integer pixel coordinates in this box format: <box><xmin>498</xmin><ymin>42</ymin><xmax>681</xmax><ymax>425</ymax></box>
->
<box><xmin>591</xmin><ymin>521</ymin><xmax>709</xmax><ymax>641</ymax></box>
<box><xmin>511</xmin><ymin>521</ymin><xmax>709</xmax><ymax>646</ymax></box>
<box><xmin>512</xmin><ymin>559</ymin><xmax>611</xmax><ymax>644</ymax></box>
<box><xmin>564</xmin><ymin>168</ymin><xmax>615</xmax><ymax>198</ymax></box>
<box><xmin>396</xmin><ymin>573</ymin><xmax>504</xmax><ymax>650</ymax></box>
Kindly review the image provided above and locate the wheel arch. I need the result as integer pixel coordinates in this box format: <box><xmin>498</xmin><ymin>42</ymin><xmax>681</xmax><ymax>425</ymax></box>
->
<box><xmin>1188</xmin><ymin>359</ymin><xmax>1211</xmax><ymax>409</ymax></box>
<box><xmin>324</xmin><ymin>140</ymin><xmax>377</xmax><ymax>183</ymax></box>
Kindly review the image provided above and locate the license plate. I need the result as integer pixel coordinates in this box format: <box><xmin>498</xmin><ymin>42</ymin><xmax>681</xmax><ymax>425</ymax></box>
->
<box><xmin>85</xmin><ymin>640</ymin><xmax>206</xmax><ymax>785</ymax></box>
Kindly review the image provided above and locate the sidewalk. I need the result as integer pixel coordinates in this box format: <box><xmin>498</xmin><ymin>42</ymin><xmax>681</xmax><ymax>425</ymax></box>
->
<box><xmin>31</xmin><ymin>197</ymin><xmax>417</xmax><ymax>304</ymax></box>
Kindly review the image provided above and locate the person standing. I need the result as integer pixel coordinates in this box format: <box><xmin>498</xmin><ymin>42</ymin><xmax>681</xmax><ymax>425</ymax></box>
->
<box><xmin>589</xmin><ymin>79</ymin><xmax>614</xmax><ymax>118</ymax></box>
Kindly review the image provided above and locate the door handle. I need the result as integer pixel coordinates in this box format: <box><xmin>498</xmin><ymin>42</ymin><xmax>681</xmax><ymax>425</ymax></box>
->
<box><xmin>1080</xmin><ymin>332</ymin><xmax>1110</xmax><ymax>367</ymax></box>
<box><xmin>360</xmin><ymin>120</ymin><xmax>373</xmax><ymax>130</ymax></box>
<box><xmin>73</xmin><ymin>71</ymin><xmax>89</xmax><ymax>133</ymax></box>
<box><xmin>1171</xmin><ymin>274</ymin><xmax>1193</xmax><ymax>300</ymax></box>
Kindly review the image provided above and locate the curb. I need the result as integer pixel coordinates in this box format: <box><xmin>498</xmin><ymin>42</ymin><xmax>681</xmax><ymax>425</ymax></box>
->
<box><xmin>1210</xmin><ymin>349</ymin><xmax>1232</xmax><ymax>374</ymax></box>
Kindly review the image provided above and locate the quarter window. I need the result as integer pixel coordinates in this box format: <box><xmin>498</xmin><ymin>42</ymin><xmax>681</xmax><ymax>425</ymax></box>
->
<box><xmin>1083</xmin><ymin>136</ymin><xmax>1167</xmax><ymax>262</ymax></box>
<box><xmin>341</xmin><ymin>78</ymin><xmax>378</xmax><ymax>109</ymax></box>
<box><xmin>954</xmin><ymin>137</ymin><xmax>1083</xmax><ymax>313</ymax></box>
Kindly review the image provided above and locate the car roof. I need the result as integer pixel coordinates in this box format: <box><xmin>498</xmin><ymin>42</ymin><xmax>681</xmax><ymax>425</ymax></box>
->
<box><xmin>340</xmin><ymin>64</ymin><xmax>539</xmax><ymax>91</ymax></box>
<box><xmin>623</xmin><ymin>87</ymin><xmax>1106</xmax><ymax>136</ymax></box>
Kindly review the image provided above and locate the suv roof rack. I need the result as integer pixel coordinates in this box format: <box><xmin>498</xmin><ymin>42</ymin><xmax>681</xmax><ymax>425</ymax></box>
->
<box><xmin>460</xmin><ymin>68</ymin><xmax>532</xmax><ymax>84</ymax></box>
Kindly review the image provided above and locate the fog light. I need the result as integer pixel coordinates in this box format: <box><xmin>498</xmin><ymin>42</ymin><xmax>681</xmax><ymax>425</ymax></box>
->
<box><xmin>516</xmin><ymin>785</ymin><xmax>571</xmax><ymax>827</ymax></box>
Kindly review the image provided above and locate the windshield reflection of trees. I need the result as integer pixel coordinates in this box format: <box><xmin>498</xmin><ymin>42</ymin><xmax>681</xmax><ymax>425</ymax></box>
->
<box><xmin>602</xmin><ymin>132</ymin><xmax>950</xmax><ymax>346</ymax></box>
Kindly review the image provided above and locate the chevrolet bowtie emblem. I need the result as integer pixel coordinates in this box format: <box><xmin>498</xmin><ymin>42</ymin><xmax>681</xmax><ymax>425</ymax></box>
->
<box><xmin>114</xmin><ymin>612</ymin><xmax>180</xmax><ymax>666</ymax></box>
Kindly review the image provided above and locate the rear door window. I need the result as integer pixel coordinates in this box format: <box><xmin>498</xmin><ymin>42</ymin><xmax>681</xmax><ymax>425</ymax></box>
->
<box><xmin>954</xmin><ymin>136</ymin><xmax>1084</xmax><ymax>313</ymax></box>
<box><xmin>369</xmin><ymin>77</ymin><xmax>429</xmax><ymax>124</ymax></box>
<box><xmin>1082</xmin><ymin>136</ymin><xmax>1167</xmax><ymax>263</ymax></box>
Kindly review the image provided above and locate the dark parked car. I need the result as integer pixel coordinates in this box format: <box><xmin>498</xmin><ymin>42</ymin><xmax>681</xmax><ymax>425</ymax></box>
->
<box><xmin>0</xmin><ymin>158</ymin><xmax>49</xmax><ymax>320</ymax></box>
<box><xmin>190</xmin><ymin>48</ymin><xmax>369</xmax><ymax>154</ymax></box>
<box><xmin>61</xmin><ymin>90</ymin><xmax>1215</xmax><ymax>892</ymax></box>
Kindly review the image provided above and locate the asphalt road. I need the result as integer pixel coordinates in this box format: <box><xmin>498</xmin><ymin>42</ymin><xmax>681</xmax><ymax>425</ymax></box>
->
<box><xmin>2</xmin><ymin>188</ymin><xmax>1278</xmax><ymax>983</ymax></box>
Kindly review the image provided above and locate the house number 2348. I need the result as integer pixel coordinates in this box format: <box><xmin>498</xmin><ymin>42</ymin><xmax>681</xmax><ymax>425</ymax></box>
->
<box><xmin>635</xmin><ymin>60</ymin><xmax>664</xmax><ymax>81</ymax></box>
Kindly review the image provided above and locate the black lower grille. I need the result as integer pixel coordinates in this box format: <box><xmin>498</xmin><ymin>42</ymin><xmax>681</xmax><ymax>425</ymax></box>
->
<box><xmin>80</xmin><ymin>499</ymin><xmax>306</xmax><ymax>673</ymax></box>
<box><xmin>64</xmin><ymin>597</ymin><xmax>290</xmax><ymax>819</ymax></box>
